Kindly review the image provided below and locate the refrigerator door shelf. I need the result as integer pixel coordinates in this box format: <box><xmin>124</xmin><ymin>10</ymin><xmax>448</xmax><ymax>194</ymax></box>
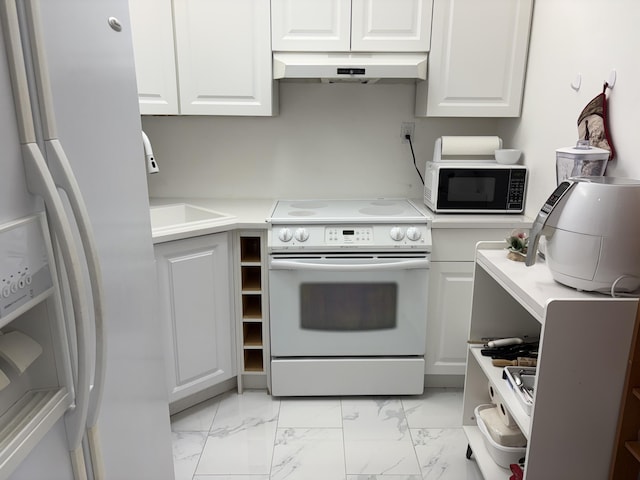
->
<box><xmin>0</xmin><ymin>388</ymin><xmax>71</xmax><ymax>475</ymax></box>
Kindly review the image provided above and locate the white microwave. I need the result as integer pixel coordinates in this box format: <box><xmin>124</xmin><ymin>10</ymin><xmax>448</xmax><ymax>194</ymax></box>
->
<box><xmin>424</xmin><ymin>162</ymin><xmax>527</xmax><ymax>213</ymax></box>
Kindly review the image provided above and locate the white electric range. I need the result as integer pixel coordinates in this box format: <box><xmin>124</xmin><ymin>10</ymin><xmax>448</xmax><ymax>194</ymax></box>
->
<box><xmin>267</xmin><ymin>199</ymin><xmax>431</xmax><ymax>396</ymax></box>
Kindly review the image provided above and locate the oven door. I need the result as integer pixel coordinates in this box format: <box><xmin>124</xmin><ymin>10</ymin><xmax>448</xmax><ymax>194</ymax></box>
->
<box><xmin>268</xmin><ymin>253</ymin><xmax>429</xmax><ymax>357</ymax></box>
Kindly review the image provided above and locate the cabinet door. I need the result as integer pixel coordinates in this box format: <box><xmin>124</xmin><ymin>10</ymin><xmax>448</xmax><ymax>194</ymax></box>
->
<box><xmin>426</xmin><ymin>261</ymin><xmax>474</xmax><ymax>375</ymax></box>
<box><xmin>155</xmin><ymin>233</ymin><xmax>235</xmax><ymax>404</ymax></box>
<box><xmin>271</xmin><ymin>0</ymin><xmax>351</xmax><ymax>51</ymax></box>
<box><xmin>351</xmin><ymin>0</ymin><xmax>432</xmax><ymax>52</ymax></box>
<box><xmin>128</xmin><ymin>0</ymin><xmax>179</xmax><ymax>114</ymax></box>
<box><xmin>173</xmin><ymin>0</ymin><xmax>275</xmax><ymax>115</ymax></box>
<box><xmin>417</xmin><ymin>0</ymin><xmax>533</xmax><ymax>117</ymax></box>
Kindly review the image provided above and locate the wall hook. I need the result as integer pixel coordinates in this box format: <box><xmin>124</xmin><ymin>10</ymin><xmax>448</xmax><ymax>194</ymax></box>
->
<box><xmin>570</xmin><ymin>74</ymin><xmax>581</xmax><ymax>91</ymax></box>
<box><xmin>606</xmin><ymin>69</ymin><xmax>616</xmax><ymax>89</ymax></box>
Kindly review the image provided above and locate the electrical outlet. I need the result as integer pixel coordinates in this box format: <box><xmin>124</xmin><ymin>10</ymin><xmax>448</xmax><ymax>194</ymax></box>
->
<box><xmin>401</xmin><ymin>122</ymin><xmax>415</xmax><ymax>143</ymax></box>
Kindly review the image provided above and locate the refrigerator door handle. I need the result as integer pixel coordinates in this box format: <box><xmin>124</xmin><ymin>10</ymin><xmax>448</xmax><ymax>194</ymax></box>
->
<box><xmin>22</xmin><ymin>1</ymin><xmax>107</xmax><ymax>475</ymax></box>
<box><xmin>45</xmin><ymin>140</ymin><xmax>107</xmax><ymax>478</ymax></box>
<box><xmin>21</xmin><ymin>143</ymin><xmax>92</xmax><ymax>479</ymax></box>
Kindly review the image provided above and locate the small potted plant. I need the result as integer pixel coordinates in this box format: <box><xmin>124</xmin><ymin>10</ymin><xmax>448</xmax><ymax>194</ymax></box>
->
<box><xmin>506</xmin><ymin>229</ymin><xmax>528</xmax><ymax>262</ymax></box>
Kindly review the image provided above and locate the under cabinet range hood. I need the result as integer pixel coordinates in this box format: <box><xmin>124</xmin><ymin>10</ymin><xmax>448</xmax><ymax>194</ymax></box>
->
<box><xmin>273</xmin><ymin>52</ymin><xmax>428</xmax><ymax>82</ymax></box>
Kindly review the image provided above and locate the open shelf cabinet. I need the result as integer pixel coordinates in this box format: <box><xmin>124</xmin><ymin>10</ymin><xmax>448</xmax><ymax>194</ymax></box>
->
<box><xmin>235</xmin><ymin>231</ymin><xmax>269</xmax><ymax>391</ymax></box>
<box><xmin>464</xmin><ymin>243</ymin><xmax>638</xmax><ymax>479</ymax></box>
<box><xmin>610</xmin><ymin>308</ymin><xmax>640</xmax><ymax>479</ymax></box>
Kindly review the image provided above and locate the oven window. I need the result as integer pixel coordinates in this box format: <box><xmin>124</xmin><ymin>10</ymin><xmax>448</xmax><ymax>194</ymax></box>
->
<box><xmin>300</xmin><ymin>283</ymin><xmax>397</xmax><ymax>331</ymax></box>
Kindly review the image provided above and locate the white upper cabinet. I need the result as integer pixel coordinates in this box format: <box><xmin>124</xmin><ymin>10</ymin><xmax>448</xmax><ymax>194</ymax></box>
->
<box><xmin>129</xmin><ymin>0</ymin><xmax>276</xmax><ymax>116</ymax></box>
<box><xmin>128</xmin><ymin>0</ymin><xmax>179</xmax><ymax>114</ymax></box>
<box><xmin>271</xmin><ymin>0</ymin><xmax>432</xmax><ymax>52</ymax></box>
<box><xmin>416</xmin><ymin>0</ymin><xmax>533</xmax><ymax>117</ymax></box>
<box><xmin>173</xmin><ymin>0</ymin><xmax>276</xmax><ymax>115</ymax></box>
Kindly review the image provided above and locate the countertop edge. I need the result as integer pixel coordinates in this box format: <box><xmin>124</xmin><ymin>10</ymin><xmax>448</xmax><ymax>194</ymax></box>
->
<box><xmin>149</xmin><ymin>197</ymin><xmax>534</xmax><ymax>244</ymax></box>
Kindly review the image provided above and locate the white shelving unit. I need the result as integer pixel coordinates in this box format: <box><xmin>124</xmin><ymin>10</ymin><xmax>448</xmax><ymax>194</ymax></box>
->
<box><xmin>464</xmin><ymin>243</ymin><xmax>638</xmax><ymax>479</ymax></box>
<box><xmin>235</xmin><ymin>231</ymin><xmax>269</xmax><ymax>392</ymax></box>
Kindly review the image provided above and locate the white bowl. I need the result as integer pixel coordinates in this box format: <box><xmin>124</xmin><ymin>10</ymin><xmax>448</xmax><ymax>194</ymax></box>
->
<box><xmin>495</xmin><ymin>149</ymin><xmax>522</xmax><ymax>165</ymax></box>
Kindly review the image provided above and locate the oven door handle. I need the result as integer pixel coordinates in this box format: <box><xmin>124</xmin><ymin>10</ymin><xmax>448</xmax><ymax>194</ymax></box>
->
<box><xmin>269</xmin><ymin>258</ymin><xmax>430</xmax><ymax>271</ymax></box>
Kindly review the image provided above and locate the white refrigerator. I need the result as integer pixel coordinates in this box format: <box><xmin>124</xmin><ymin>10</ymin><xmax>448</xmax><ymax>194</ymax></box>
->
<box><xmin>0</xmin><ymin>0</ymin><xmax>174</xmax><ymax>479</ymax></box>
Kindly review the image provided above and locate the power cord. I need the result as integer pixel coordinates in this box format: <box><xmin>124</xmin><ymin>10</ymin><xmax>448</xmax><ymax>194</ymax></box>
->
<box><xmin>406</xmin><ymin>134</ymin><xmax>424</xmax><ymax>185</ymax></box>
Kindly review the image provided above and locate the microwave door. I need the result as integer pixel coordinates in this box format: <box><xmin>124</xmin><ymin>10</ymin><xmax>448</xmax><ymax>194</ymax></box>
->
<box><xmin>437</xmin><ymin>169</ymin><xmax>511</xmax><ymax>211</ymax></box>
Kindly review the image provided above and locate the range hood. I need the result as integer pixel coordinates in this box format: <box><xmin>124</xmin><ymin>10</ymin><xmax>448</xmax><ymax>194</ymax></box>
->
<box><xmin>273</xmin><ymin>52</ymin><xmax>428</xmax><ymax>82</ymax></box>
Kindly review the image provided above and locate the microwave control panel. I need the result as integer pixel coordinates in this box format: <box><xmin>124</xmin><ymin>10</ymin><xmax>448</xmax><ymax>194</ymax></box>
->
<box><xmin>507</xmin><ymin>169</ymin><xmax>527</xmax><ymax>211</ymax></box>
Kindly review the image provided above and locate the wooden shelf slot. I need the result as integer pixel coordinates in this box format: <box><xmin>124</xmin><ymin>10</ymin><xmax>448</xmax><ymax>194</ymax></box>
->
<box><xmin>241</xmin><ymin>266</ymin><xmax>261</xmax><ymax>291</ymax></box>
<box><xmin>244</xmin><ymin>349</ymin><xmax>264</xmax><ymax>372</ymax></box>
<box><xmin>240</xmin><ymin>237</ymin><xmax>261</xmax><ymax>263</ymax></box>
<box><xmin>242</xmin><ymin>294</ymin><xmax>262</xmax><ymax>318</ymax></box>
<box><xmin>243</xmin><ymin>323</ymin><xmax>263</xmax><ymax>346</ymax></box>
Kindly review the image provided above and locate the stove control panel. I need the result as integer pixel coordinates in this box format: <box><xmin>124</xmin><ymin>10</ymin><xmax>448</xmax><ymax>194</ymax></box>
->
<box><xmin>269</xmin><ymin>224</ymin><xmax>431</xmax><ymax>250</ymax></box>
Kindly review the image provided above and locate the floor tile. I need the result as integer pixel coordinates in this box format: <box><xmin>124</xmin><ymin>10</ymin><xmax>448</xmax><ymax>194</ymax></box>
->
<box><xmin>278</xmin><ymin>398</ymin><xmax>343</xmax><ymax>428</ymax></box>
<box><xmin>411</xmin><ymin>428</ymin><xmax>483</xmax><ymax>480</ymax></box>
<box><xmin>171</xmin><ymin>397</ymin><xmax>220</xmax><ymax>432</ymax></box>
<box><xmin>171</xmin><ymin>388</ymin><xmax>480</xmax><ymax>480</ymax></box>
<box><xmin>271</xmin><ymin>428</ymin><xmax>346</xmax><ymax>480</ymax></box>
<box><xmin>346</xmin><ymin>476</ymin><xmax>421</xmax><ymax>480</ymax></box>
<box><xmin>172</xmin><ymin>431</ymin><xmax>208</xmax><ymax>480</ymax></box>
<box><xmin>343</xmin><ymin>438</ymin><xmax>422</xmax><ymax>476</ymax></box>
<box><xmin>402</xmin><ymin>389</ymin><xmax>464</xmax><ymax>429</ymax></box>
<box><xmin>342</xmin><ymin>398</ymin><xmax>410</xmax><ymax>439</ymax></box>
<box><xmin>193</xmin><ymin>476</ymin><xmax>269</xmax><ymax>479</ymax></box>
<box><xmin>195</xmin><ymin>391</ymin><xmax>280</xmax><ymax>475</ymax></box>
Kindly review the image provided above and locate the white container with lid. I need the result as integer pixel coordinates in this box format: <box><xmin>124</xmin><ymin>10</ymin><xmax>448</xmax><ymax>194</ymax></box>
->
<box><xmin>475</xmin><ymin>404</ymin><xmax>527</xmax><ymax>468</ymax></box>
<box><xmin>556</xmin><ymin>141</ymin><xmax>609</xmax><ymax>185</ymax></box>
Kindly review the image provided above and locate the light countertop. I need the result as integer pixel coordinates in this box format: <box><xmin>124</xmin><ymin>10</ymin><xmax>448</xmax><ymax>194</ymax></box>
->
<box><xmin>148</xmin><ymin>197</ymin><xmax>533</xmax><ymax>244</ymax></box>
<box><xmin>149</xmin><ymin>198</ymin><xmax>275</xmax><ymax>243</ymax></box>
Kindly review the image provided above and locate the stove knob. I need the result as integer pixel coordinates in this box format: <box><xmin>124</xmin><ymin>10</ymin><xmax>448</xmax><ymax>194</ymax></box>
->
<box><xmin>406</xmin><ymin>226</ymin><xmax>422</xmax><ymax>241</ymax></box>
<box><xmin>294</xmin><ymin>228</ymin><xmax>309</xmax><ymax>242</ymax></box>
<box><xmin>278</xmin><ymin>228</ymin><xmax>293</xmax><ymax>242</ymax></box>
<box><xmin>390</xmin><ymin>226</ymin><xmax>405</xmax><ymax>241</ymax></box>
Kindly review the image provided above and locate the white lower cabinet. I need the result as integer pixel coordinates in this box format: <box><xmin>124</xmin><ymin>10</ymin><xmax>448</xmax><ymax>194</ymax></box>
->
<box><xmin>154</xmin><ymin>233</ymin><xmax>235</xmax><ymax>405</ymax></box>
<box><xmin>464</xmin><ymin>246</ymin><xmax>637</xmax><ymax>479</ymax></box>
<box><xmin>428</xmin><ymin>226</ymin><xmax>528</xmax><ymax>377</ymax></box>
<box><xmin>426</xmin><ymin>261</ymin><xmax>474</xmax><ymax>375</ymax></box>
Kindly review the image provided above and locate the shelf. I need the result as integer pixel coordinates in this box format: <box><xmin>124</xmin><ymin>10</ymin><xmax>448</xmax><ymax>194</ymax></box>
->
<box><xmin>237</xmin><ymin>233</ymin><xmax>267</xmax><ymax>380</ymax></box>
<box><xmin>242</xmin><ymin>295</ymin><xmax>262</xmax><ymax>319</ymax></box>
<box><xmin>625</xmin><ymin>441</ymin><xmax>640</xmax><ymax>463</ymax></box>
<box><xmin>243</xmin><ymin>349</ymin><xmax>264</xmax><ymax>371</ymax></box>
<box><xmin>463</xmin><ymin>426</ymin><xmax>511</xmax><ymax>480</ymax></box>
<box><xmin>241</xmin><ymin>266</ymin><xmax>261</xmax><ymax>291</ymax></box>
<box><xmin>476</xmin><ymin>248</ymin><xmax>605</xmax><ymax>323</ymax></box>
<box><xmin>240</xmin><ymin>237</ymin><xmax>261</xmax><ymax>263</ymax></box>
<box><xmin>470</xmin><ymin>347</ymin><xmax>531</xmax><ymax>437</ymax></box>
<box><xmin>243</xmin><ymin>323</ymin><xmax>262</xmax><ymax>347</ymax></box>
<box><xmin>0</xmin><ymin>388</ymin><xmax>70</xmax><ymax>474</ymax></box>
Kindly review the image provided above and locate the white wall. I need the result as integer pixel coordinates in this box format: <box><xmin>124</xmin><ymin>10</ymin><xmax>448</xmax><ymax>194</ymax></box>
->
<box><xmin>144</xmin><ymin>82</ymin><xmax>498</xmax><ymax>200</ymax></box>
<box><xmin>499</xmin><ymin>0</ymin><xmax>640</xmax><ymax>216</ymax></box>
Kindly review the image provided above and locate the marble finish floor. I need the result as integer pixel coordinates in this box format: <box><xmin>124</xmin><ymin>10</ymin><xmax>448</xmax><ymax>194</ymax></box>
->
<box><xmin>171</xmin><ymin>388</ymin><xmax>483</xmax><ymax>480</ymax></box>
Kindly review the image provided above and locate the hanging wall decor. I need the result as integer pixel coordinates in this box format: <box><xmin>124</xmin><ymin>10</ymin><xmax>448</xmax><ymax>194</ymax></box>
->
<box><xmin>577</xmin><ymin>82</ymin><xmax>615</xmax><ymax>161</ymax></box>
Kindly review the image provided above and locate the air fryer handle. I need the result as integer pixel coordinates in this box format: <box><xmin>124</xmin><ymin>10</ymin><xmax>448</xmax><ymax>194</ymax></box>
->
<box><xmin>525</xmin><ymin>180</ymin><xmax>576</xmax><ymax>266</ymax></box>
<box><xmin>525</xmin><ymin>212</ymin><xmax>548</xmax><ymax>266</ymax></box>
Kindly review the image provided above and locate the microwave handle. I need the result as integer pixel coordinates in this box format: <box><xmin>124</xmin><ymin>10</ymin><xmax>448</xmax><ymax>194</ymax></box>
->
<box><xmin>270</xmin><ymin>258</ymin><xmax>430</xmax><ymax>271</ymax></box>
